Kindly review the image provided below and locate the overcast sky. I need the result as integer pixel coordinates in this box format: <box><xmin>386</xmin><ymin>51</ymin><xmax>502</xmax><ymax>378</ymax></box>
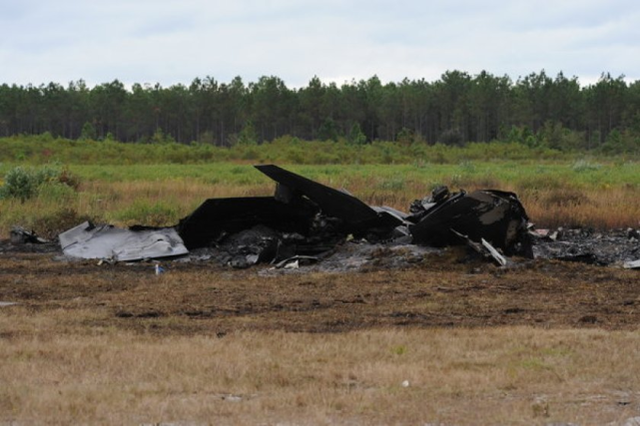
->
<box><xmin>1</xmin><ymin>0</ymin><xmax>639</xmax><ymax>88</ymax></box>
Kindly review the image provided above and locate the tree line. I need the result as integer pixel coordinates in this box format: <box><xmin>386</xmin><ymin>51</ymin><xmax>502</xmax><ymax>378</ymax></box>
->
<box><xmin>0</xmin><ymin>70</ymin><xmax>639</xmax><ymax>152</ymax></box>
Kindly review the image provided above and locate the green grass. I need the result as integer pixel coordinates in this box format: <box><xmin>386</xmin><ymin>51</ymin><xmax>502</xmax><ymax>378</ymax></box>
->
<box><xmin>12</xmin><ymin>162</ymin><xmax>632</xmax><ymax>191</ymax></box>
<box><xmin>2</xmin><ymin>134</ymin><xmax>638</xmax><ymax>192</ymax></box>
<box><xmin>4</xmin><ymin>134</ymin><xmax>637</xmax><ymax>167</ymax></box>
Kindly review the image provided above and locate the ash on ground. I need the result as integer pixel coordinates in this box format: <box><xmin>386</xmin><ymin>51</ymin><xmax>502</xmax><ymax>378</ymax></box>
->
<box><xmin>180</xmin><ymin>227</ymin><xmax>640</xmax><ymax>273</ymax></box>
<box><xmin>532</xmin><ymin>227</ymin><xmax>640</xmax><ymax>267</ymax></box>
<box><xmin>1</xmin><ymin>227</ymin><xmax>639</xmax><ymax>272</ymax></box>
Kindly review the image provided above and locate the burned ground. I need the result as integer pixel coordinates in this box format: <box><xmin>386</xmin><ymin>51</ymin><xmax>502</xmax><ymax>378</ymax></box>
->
<box><xmin>1</xmin><ymin>237</ymin><xmax>638</xmax><ymax>336</ymax></box>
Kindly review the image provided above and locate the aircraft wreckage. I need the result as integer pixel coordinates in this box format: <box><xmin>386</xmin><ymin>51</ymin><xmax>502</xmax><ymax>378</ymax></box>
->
<box><xmin>58</xmin><ymin>164</ymin><xmax>534</xmax><ymax>267</ymax></box>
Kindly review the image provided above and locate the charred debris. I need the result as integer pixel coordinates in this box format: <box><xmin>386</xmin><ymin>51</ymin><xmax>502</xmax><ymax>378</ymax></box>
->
<box><xmin>55</xmin><ymin>164</ymin><xmax>538</xmax><ymax>268</ymax></box>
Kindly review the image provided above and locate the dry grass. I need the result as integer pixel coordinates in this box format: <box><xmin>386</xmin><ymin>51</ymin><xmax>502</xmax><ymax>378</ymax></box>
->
<box><xmin>517</xmin><ymin>187</ymin><xmax>640</xmax><ymax>229</ymax></box>
<box><xmin>71</xmin><ymin>177</ymin><xmax>640</xmax><ymax>230</ymax></box>
<box><xmin>0</xmin><ymin>314</ymin><xmax>639</xmax><ymax>425</ymax></box>
<box><xmin>1</xmin><ymin>252</ymin><xmax>640</xmax><ymax>425</ymax></box>
<box><xmin>79</xmin><ymin>180</ymin><xmax>274</xmax><ymax>225</ymax></box>
<box><xmin>330</xmin><ymin>178</ymin><xmax>640</xmax><ymax>230</ymax></box>
<box><xmin>72</xmin><ymin>179</ymin><xmax>640</xmax><ymax>230</ymax></box>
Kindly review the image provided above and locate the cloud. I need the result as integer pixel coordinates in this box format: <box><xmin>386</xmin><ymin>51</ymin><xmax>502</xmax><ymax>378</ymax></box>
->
<box><xmin>1</xmin><ymin>0</ymin><xmax>639</xmax><ymax>87</ymax></box>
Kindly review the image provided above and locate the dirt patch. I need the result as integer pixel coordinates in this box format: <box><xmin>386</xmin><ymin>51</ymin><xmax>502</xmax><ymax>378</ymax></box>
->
<box><xmin>1</xmin><ymin>237</ymin><xmax>638</xmax><ymax>336</ymax></box>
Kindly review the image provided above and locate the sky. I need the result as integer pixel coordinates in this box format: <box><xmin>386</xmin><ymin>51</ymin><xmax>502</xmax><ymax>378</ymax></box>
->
<box><xmin>1</xmin><ymin>0</ymin><xmax>639</xmax><ymax>88</ymax></box>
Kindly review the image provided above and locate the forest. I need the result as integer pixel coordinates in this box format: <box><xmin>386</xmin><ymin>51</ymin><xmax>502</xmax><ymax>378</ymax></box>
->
<box><xmin>0</xmin><ymin>70</ymin><xmax>639</xmax><ymax>153</ymax></box>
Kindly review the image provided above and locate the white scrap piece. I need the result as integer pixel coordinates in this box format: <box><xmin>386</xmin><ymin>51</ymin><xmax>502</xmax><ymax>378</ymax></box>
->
<box><xmin>451</xmin><ymin>229</ymin><xmax>507</xmax><ymax>267</ymax></box>
<box><xmin>623</xmin><ymin>260</ymin><xmax>640</xmax><ymax>270</ymax></box>
<box><xmin>284</xmin><ymin>259</ymin><xmax>300</xmax><ymax>269</ymax></box>
<box><xmin>59</xmin><ymin>221</ymin><xmax>188</xmax><ymax>262</ymax></box>
<box><xmin>481</xmin><ymin>238</ymin><xmax>507</xmax><ymax>267</ymax></box>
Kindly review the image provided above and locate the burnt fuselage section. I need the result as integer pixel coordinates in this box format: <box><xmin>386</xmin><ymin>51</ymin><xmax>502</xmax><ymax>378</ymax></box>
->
<box><xmin>176</xmin><ymin>165</ymin><xmax>532</xmax><ymax>266</ymax></box>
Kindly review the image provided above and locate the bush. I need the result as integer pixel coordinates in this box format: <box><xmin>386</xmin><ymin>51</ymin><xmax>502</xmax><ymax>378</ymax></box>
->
<box><xmin>0</xmin><ymin>165</ymin><xmax>80</xmax><ymax>201</ymax></box>
<box><xmin>0</xmin><ymin>166</ymin><xmax>37</xmax><ymax>201</ymax></box>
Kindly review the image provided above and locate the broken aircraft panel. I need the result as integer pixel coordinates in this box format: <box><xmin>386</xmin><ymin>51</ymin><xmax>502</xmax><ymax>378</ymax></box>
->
<box><xmin>408</xmin><ymin>187</ymin><xmax>533</xmax><ymax>257</ymax></box>
<box><xmin>177</xmin><ymin>196</ymin><xmax>318</xmax><ymax>250</ymax></box>
<box><xmin>254</xmin><ymin>164</ymin><xmax>404</xmax><ymax>239</ymax></box>
<box><xmin>59</xmin><ymin>221</ymin><xmax>188</xmax><ymax>261</ymax></box>
<box><xmin>178</xmin><ymin>164</ymin><xmax>407</xmax><ymax>256</ymax></box>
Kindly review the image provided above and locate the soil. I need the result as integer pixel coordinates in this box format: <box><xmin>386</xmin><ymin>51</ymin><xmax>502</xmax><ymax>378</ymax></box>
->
<box><xmin>1</xmin><ymin>232</ymin><xmax>639</xmax><ymax>336</ymax></box>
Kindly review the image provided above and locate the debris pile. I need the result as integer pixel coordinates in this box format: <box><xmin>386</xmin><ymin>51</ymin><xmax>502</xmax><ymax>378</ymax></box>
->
<box><xmin>6</xmin><ymin>164</ymin><xmax>636</xmax><ymax>270</ymax></box>
<box><xmin>177</xmin><ymin>164</ymin><xmax>531</xmax><ymax>267</ymax></box>
<box><xmin>53</xmin><ymin>165</ymin><xmax>531</xmax><ymax>266</ymax></box>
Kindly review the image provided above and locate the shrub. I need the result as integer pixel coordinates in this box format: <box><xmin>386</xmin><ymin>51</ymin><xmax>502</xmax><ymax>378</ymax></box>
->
<box><xmin>0</xmin><ymin>166</ymin><xmax>38</xmax><ymax>201</ymax></box>
<box><xmin>0</xmin><ymin>165</ymin><xmax>80</xmax><ymax>201</ymax></box>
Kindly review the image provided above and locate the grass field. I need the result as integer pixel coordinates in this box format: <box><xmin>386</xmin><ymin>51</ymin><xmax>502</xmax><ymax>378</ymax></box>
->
<box><xmin>2</xmin><ymin>324</ymin><xmax>639</xmax><ymax>425</ymax></box>
<box><xmin>1</xmin><ymin>253</ymin><xmax>640</xmax><ymax>425</ymax></box>
<box><xmin>1</xmin><ymin>148</ymin><xmax>640</xmax><ymax>425</ymax></box>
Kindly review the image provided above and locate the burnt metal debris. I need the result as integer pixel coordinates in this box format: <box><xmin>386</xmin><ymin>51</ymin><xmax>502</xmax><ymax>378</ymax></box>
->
<box><xmin>10</xmin><ymin>226</ymin><xmax>48</xmax><ymax>245</ymax></box>
<box><xmin>58</xmin><ymin>164</ymin><xmax>535</xmax><ymax>266</ymax></box>
<box><xmin>407</xmin><ymin>186</ymin><xmax>532</xmax><ymax>258</ymax></box>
